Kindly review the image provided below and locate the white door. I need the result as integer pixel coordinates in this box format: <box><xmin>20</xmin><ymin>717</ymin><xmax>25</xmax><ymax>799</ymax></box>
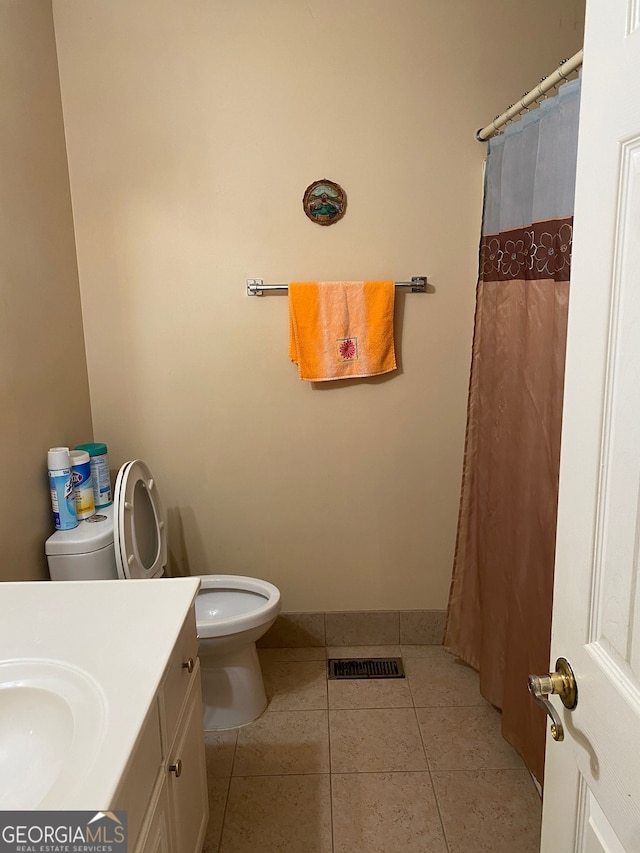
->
<box><xmin>540</xmin><ymin>0</ymin><xmax>640</xmax><ymax>850</ymax></box>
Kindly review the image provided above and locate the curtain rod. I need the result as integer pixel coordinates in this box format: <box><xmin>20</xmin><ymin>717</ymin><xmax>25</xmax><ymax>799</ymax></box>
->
<box><xmin>476</xmin><ymin>49</ymin><xmax>583</xmax><ymax>142</ymax></box>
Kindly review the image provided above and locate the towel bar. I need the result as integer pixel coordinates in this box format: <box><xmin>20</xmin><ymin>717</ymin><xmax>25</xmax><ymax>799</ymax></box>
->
<box><xmin>246</xmin><ymin>277</ymin><xmax>428</xmax><ymax>296</ymax></box>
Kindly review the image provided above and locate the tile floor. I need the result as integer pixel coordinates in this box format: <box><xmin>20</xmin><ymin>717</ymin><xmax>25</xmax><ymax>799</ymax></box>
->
<box><xmin>202</xmin><ymin>645</ymin><xmax>542</xmax><ymax>853</ymax></box>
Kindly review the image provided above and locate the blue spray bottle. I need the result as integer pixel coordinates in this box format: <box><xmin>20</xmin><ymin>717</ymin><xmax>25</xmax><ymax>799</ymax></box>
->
<box><xmin>48</xmin><ymin>447</ymin><xmax>78</xmax><ymax>530</ymax></box>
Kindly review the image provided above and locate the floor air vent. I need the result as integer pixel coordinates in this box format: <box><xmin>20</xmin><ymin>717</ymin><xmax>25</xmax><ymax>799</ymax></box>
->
<box><xmin>327</xmin><ymin>657</ymin><xmax>405</xmax><ymax>680</ymax></box>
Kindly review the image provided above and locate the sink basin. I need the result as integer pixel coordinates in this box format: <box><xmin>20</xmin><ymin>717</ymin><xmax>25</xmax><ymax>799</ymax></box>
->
<box><xmin>0</xmin><ymin>659</ymin><xmax>106</xmax><ymax>809</ymax></box>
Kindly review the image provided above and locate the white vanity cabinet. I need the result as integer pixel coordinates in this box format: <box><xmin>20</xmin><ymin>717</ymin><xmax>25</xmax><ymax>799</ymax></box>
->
<box><xmin>137</xmin><ymin>778</ymin><xmax>171</xmax><ymax>853</ymax></box>
<box><xmin>112</xmin><ymin>607</ymin><xmax>209</xmax><ymax>853</ymax></box>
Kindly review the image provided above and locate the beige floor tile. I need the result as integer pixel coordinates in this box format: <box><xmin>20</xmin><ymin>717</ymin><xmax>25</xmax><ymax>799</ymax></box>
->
<box><xmin>405</xmin><ymin>647</ymin><xmax>487</xmax><ymax>707</ymax></box>
<box><xmin>432</xmin><ymin>768</ymin><xmax>542</xmax><ymax>852</ymax></box>
<box><xmin>332</xmin><ymin>771</ymin><xmax>447</xmax><ymax>853</ymax></box>
<box><xmin>326</xmin><ymin>644</ymin><xmax>401</xmax><ymax>659</ymax></box>
<box><xmin>328</xmin><ymin>676</ymin><xmax>413</xmax><ymax>710</ymax></box>
<box><xmin>204</xmin><ymin>729</ymin><xmax>238</xmax><ymax>778</ymax></box>
<box><xmin>202</xmin><ymin>776</ymin><xmax>230</xmax><ymax>853</ymax></box>
<box><xmin>258</xmin><ymin>647</ymin><xmax>327</xmax><ymax>663</ymax></box>
<box><xmin>215</xmin><ymin>643</ymin><xmax>542</xmax><ymax>851</ymax></box>
<box><xmin>417</xmin><ymin>705</ymin><xmax>524</xmax><ymax>771</ymax></box>
<box><xmin>329</xmin><ymin>708</ymin><xmax>427</xmax><ymax>773</ymax></box>
<box><xmin>263</xmin><ymin>660</ymin><xmax>328</xmax><ymax>711</ymax></box>
<box><xmin>219</xmin><ymin>774</ymin><xmax>332</xmax><ymax>853</ymax></box>
<box><xmin>233</xmin><ymin>709</ymin><xmax>330</xmax><ymax>776</ymax></box>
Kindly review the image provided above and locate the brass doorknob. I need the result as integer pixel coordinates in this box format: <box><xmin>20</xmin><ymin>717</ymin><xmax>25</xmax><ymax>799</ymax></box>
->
<box><xmin>169</xmin><ymin>758</ymin><xmax>183</xmax><ymax>778</ymax></box>
<box><xmin>528</xmin><ymin>657</ymin><xmax>577</xmax><ymax>742</ymax></box>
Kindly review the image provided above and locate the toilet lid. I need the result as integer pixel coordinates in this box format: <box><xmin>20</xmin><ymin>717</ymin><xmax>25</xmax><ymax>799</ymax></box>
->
<box><xmin>113</xmin><ymin>459</ymin><xmax>167</xmax><ymax>580</ymax></box>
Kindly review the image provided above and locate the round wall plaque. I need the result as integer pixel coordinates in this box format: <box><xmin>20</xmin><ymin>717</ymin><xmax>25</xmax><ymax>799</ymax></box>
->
<box><xmin>302</xmin><ymin>179</ymin><xmax>347</xmax><ymax>226</ymax></box>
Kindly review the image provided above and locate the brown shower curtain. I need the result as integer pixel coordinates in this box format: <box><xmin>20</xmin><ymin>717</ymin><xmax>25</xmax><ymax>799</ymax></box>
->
<box><xmin>444</xmin><ymin>78</ymin><xmax>581</xmax><ymax>784</ymax></box>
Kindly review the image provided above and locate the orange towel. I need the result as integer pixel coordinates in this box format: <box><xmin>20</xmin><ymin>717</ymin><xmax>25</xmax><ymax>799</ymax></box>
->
<box><xmin>288</xmin><ymin>281</ymin><xmax>396</xmax><ymax>381</ymax></box>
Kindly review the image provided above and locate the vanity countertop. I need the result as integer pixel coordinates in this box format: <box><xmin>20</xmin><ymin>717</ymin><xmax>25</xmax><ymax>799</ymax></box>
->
<box><xmin>0</xmin><ymin>577</ymin><xmax>200</xmax><ymax>810</ymax></box>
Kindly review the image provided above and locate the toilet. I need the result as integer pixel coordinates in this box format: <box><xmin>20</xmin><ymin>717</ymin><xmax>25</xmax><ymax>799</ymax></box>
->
<box><xmin>45</xmin><ymin>459</ymin><xmax>281</xmax><ymax>730</ymax></box>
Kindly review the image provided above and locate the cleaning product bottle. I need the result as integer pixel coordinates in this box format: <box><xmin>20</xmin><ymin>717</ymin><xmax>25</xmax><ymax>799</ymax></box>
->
<box><xmin>48</xmin><ymin>447</ymin><xmax>78</xmax><ymax>530</ymax></box>
<box><xmin>74</xmin><ymin>442</ymin><xmax>112</xmax><ymax>508</ymax></box>
<box><xmin>68</xmin><ymin>448</ymin><xmax>96</xmax><ymax>520</ymax></box>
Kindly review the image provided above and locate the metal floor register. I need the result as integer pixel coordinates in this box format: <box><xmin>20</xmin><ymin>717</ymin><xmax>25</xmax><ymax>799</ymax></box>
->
<box><xmin>327</xmin><ymin>657</ymin><xmax>405</xmax><ymax>680</ymax></box>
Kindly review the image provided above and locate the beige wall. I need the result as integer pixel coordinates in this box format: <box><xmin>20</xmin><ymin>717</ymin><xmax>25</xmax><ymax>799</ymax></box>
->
<box><xmin>53</xmin><ymin>1</ymin><xmax>584</xmax><ymax>610</ymax></box>
<box><xmin>0</xmin><ymin>2</ymin><xmax>93</xmax><ymax>581</ymax></box>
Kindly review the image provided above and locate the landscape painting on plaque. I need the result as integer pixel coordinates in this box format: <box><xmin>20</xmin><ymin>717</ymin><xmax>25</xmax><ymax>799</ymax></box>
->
<box><xmin>302</xmin><ymin>179</ymin><xmax>347</xmax><ymax>226</ymax></box>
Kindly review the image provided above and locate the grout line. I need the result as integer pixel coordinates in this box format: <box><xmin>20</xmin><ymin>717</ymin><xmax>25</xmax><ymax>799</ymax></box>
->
<box><xmin>228</xmin><ymin>771</ymin><xmax>329</xmax><ymax>778</ymax></box>
<box><xmin>328</xmin><ymin>704</ymin><xmax>414</xmax><ymax>711</ymax></box>
<box><xmin>326</xmin><ymin>667</ymin><xmax>335</xmax><ymax>853</ymax></box>
<box><xmin>326</xmin><ymin>650</ymin><xmax>336</xmax><ymax>853</ymax></box>
<box><xmin>413</xmin><ymin>704</ymin><xmax>451</xmax><ymax>851</ymax></box>
<box><xmin>213</xmin><ymin>766</ymin><xmax>535</xmax><ymax>779</ymax></box>
<box><xmin>405</xmin><ymin>660</ymin><xmax>418</xmax><ymax>708</ymax></box>
<box><xmin>206</xmin><ymin>731</ymin><xmax>238</xmax><ymax>853</ymax></box>
<box><xmin>329</xmin><ymin>768</ymin><xmax>439</xmax><ymax>777</ymax></box>
<box><xmin>227</xmin><ymin>768</ymin><xmax>461</xmax><ymax>778</ymax></box>
<box><xmin>227</xmin><ymin>729</ymin><xmax>239</xmax><ymax>777</ymax></box>
<box><xmin>215</xmin><ymin>776</ymin><xmax>232</xmax><ymax>853</ymax></box>
<box><xmin>229</xmin><ymin>772</ymin><xmax>331</xmax><ymax>776</ymax></box>
<box><xmin>418</xmin><ymin>766</ymin><xmax>528</xmax><ymax>774</ymax></box>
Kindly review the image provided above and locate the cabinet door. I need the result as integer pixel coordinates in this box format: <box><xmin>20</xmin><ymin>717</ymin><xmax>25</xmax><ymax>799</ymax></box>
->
<box><xmin>111</xmin><ymin>703</ymin><xmax>163</xmax><ymax>848</ymax></box>
<box><xmin>160</xmin><ymin>608</ymin><xmax>199</xmax><ymax>749</ymax></box>
<box><xmin>136</xmin><ymin>777</ymin><xmax>172</xmax><ymax>853</ymax></box>
<box><xmin>167</xmin><ymin>667</ymin><xmax>209</xmax><ymax>853</ymax></box>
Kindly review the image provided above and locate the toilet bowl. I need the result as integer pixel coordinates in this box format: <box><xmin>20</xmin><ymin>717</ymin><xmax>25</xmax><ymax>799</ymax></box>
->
<box><xmin>45</xmin><ymin>459</ymin><xmax>281</xmax><ymax>730</ymax></box>
<box><xmin>196</xmin><ymin>575</ymin><xmax>280</xmax><ymax>729</ymax></box>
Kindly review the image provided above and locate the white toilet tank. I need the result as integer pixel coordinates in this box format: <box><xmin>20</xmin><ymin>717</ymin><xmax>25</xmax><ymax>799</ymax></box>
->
<box><xmin>45</xmin><ymin>505</ymin><xmax>119</xmax><ymax>581</ymax></box>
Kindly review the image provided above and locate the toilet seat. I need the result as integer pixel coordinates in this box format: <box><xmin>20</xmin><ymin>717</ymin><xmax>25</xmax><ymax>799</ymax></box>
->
<box><xmin>113</xmin><ymin>459</ymin><xmax>167</xmax><ymax>579</ymax></box>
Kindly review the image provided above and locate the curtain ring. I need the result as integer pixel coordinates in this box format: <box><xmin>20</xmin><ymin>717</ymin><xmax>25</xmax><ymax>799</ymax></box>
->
<box><xmin>534</xmin><ymin>79</ymin><xmax>547</xmax><ymax>104</ymax></box>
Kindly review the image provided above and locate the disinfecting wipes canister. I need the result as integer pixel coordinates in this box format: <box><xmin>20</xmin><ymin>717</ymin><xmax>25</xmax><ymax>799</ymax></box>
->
<box><xmin>75</xmin><ymin>441</ymin><xmax>112</xmax><ymax>508</ymax></box>
<box><xmin>69</xmin><ymin>449</ymin><xmax>96</xmax><ymax>519</ymax></box>
<box><xmin>48</xmin><ymin>447</ymin><xmax>78</xmax><ymax>530</ymax></box>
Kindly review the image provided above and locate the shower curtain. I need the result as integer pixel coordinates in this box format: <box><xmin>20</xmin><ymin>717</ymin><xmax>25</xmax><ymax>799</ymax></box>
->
<box><xmin>444</xmin><ymin>77</ymin><xmax>581</xmax><ymax>784</ymax></box>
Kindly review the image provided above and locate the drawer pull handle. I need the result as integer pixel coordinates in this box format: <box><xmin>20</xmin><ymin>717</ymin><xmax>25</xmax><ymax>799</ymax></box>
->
<box><xmin>169</xmin><ymin>758</ymin><xmax>183</xmax><ymax>778</ymax></box>
<box><xmin>182</xmin><ymin>657</ymin><xmax>194</xmax><ymax>673</ymax></box>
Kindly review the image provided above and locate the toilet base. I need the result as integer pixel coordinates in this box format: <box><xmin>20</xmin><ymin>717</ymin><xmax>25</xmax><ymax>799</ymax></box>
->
<box><xmin>199</xmin><ymin>641</ymin><xmax>268</xmax><ymax>730</ymax></box>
